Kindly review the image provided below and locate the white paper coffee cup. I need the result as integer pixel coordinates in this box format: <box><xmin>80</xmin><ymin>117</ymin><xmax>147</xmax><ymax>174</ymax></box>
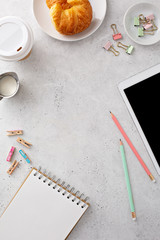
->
<box><xmin>0</xmin><ymin>16</ymin><xmax>34</xmax><ymax>61</ymax></box>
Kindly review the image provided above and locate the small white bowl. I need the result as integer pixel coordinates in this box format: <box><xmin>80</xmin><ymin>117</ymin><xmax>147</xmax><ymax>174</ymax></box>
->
<box><xmin>123</xmin><ymin>2</ymin><xmax>160</xmax><ymax>45</ymax></box>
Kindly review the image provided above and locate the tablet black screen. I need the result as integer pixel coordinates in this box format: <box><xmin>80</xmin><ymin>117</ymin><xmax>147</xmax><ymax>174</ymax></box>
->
<box><xmin>124</xmin><ymin>72</ymin><xmax>160</xmax><ymax>166</ymax></box>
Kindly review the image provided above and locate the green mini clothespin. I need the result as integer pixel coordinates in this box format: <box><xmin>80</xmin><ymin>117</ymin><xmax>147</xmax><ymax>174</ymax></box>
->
<box><xmin>117</xmin><ymin>42</ymin><xmax>134</xmax><ymax>55</ymax></box>
<box><xmin>134</xmin><ymin>17</ymin><xmax>140</xmax><ymax>26</ymax></box>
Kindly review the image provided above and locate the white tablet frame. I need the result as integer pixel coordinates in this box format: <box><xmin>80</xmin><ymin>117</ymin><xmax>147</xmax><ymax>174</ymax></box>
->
<box><xmin>118</xmin><ymin>64</ymin><xmax>160</xmax><ymax>175</ymax></box>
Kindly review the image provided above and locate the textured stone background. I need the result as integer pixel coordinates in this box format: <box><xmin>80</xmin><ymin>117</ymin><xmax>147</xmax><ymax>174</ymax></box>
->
<box><xmin>0</xmin><ymin>0</ymin><xmax>160</xmax><ymax>239</ymax></box>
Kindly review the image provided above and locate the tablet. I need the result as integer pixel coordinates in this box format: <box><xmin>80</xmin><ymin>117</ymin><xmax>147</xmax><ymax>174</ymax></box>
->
<box><xmin>118</xmin><ymin>64</ymin><xmax>160</xmax><ymax>175</ymax></box>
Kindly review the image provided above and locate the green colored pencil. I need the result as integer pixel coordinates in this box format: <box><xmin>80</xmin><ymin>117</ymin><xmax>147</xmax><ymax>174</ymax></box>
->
<box><xmin>120</xmin><ymin>139</ymin><xmax>136</xmax><ymax>220</ymax></box>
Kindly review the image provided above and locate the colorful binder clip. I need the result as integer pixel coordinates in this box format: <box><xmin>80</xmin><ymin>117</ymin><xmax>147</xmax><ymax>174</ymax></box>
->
<box><xmin>134</xmin><ymin>17</ymin><xmax>140</xmax><ymax>26</ymax></box>
<box><xmin>152</xmin><ymin>21</ymin><xmax>158</xmax><ymax>31</ymax></box>
<box><xmin>138</xmin><ymin>27</ymin><xmax>154</xmax><ymax>37</ymax></box>
<box><xmin>117</xmin><ymin>42</ymin><xmax>134</xmax><ymax>55</ymax></box>
<box><xmin>143</xmin><ymin>23</ymin><xmax>153</xmax><ymax>30</ymax></box>
<box><xmin>6</xmin><ymin>146</ymin><xmax>15</xmax><ymax>162</ymax></box>
<box><xmin>111</xmin><ymin>24</ymin><xmax>122</xmax><ymax>40</ymax></box>
<box><xmin>17</xmin><ymin>137</ymin><xmax>32</xmax><ymax>148</ymax></box>
<box><xmin>19</xmin><ymin>149</ymin><xmax>31</xmax><ymax>163</ymax></box>
<box><xmin>139</xmin><ymin>14</ymin><xmax>146</xmax><ymax>24</ymax></box>
<box><xmin>103</xmin><ymin>41</ymin><xmax>120</xmax><ymax>56</ymax></box>
<box><xmin>146</xmin><ymin>14</ymin><xmax>155</xmax><ymax>21</ymax></box>
<box><xmin>7</xmin><ymin>160</ymin><xmax>19</xmax><ymax>175</ymax></box>
<box><xmin>7</xmin><ymin>130</ymin><xmax>23</xmax><ymax>136</ymax></box>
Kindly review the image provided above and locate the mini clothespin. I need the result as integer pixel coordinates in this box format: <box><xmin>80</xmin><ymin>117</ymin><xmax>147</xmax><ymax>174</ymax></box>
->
<box><xmin>17</xmin><ymin>137</ymin><xmax>32</xmax><ymax>148</ymax></box>
<box><xmin>19</xmin><ymin>149</ymin><xmax>31</xmax><ymax>163</ymax></box>
<box><xmin>6</xmin><ymin>146</ymin><xmax>15</xmax><ymax>162</ymax></box>
<box><xmin>134</xmin><ymin>17</ymin><xmax>140</xmax><ymax>26</ymax></box>
<box><xmin>103</xmin><ymin>41</ymin><xmax>120</xmax><ymax>56</ymax></box>
<box><xmin>117</xmin><ymin>42</ymin><xmax>134</xmax><ymax>55</ymax></box>
<box><xmin>7</xmin><ymin>160</ymin><xmax>19</xmax><ymax>175</ymax></box>
<box><xmin>7</xmin><ymin>130</ymin><xmax>23</xmax><ymax>136</ymax></box>
<box><xmin>138</xmin><ymin>27</ymin><xmax>154</xmax><ymax>37</ymax></box>
<box><xmin>111</xmin><ymin>24</ymin><xmax>122</xmax><ymax>40</ymax></box>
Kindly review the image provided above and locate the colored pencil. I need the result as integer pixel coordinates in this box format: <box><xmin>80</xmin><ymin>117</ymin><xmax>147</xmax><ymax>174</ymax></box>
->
<box><xmin>120</xmin><ymin>140</ymin><xmax>136</xmax><ymax>220</ymax></box>
<box><xmin>110</xmin><ymin>111</ymin><xmax>155</xmax><ymax>182</ymax></box>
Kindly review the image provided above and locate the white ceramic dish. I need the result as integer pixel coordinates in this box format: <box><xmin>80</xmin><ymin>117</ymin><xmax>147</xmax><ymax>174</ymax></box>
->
<box><xmin>123</xmin><ymin>2</ymin><xmax>160</xmax><ymax>45</ymax></box>
<box><xmin>33</xmin><ymin>0</ymin><xmax>107</xmax><ymax>41</ymax></box>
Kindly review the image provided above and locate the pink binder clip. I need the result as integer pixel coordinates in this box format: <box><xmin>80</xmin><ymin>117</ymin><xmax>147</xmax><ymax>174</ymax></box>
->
<box><xmin>111</xmin><ymin>24</ymin><xmax>122</xmax><ymax>40</ymax></box>
<box><xmin>103</xmin><ymin>41</ymin><xmax>120</xmax><ymax>56</ymax></box>
<box><xmin>143</xmin><ymin>23</ymin><xmax>153</xmax><ymax>30</ymax></box>
<box><xmin>146</xmin><ymin>14</ymin><xmax>154</xmax><ymax>21</ymax></box>
<box><xmin>6</xmin><ymin>146</ymin><xmax>15</xmax><ymax>162</ymax></box>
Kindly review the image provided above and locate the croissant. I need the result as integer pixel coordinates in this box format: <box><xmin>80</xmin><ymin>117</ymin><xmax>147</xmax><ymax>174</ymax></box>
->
<box><xmin>46</xmin><ymin>0</ymin><xmax>92</xmax><ymax>35</ymax></box>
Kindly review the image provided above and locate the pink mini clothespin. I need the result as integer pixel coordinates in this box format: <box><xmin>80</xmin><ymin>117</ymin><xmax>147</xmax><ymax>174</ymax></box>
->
<box><xmin>111</xmin><ymin>24</ymin><xmax>122</xmax><ymax>40</ymax></box>
<box><xmin>6</xmin><ymin>146</ymin><xmax>15</xmax><ymax>162</ymax></box>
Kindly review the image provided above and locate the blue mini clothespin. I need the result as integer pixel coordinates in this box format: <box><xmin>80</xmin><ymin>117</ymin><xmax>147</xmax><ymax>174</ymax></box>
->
<box><xmin>19</xmin><ymin>149</ymin><xmax>31</xmax><ymax>163</ymax></box>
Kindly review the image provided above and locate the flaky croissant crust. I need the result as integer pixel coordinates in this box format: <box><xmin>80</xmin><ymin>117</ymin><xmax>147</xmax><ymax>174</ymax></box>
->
<box><xmin>46</xmin><ymin>0</ymin><xmax>92</xmax><ymax>35</ymax></box>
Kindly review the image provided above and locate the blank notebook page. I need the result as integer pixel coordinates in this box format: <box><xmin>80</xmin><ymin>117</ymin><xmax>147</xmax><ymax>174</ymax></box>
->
<box><xmin>0</xmin><ymin>168</ymin><xmax>89</xmax><ymax>240</ymax></box>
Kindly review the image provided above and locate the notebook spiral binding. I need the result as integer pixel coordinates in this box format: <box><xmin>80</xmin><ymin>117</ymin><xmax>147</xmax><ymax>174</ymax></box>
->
<box><xmin>33</xmin><ymin>167</ymin><xmax>89</xmax><ymax>209</ymax></box>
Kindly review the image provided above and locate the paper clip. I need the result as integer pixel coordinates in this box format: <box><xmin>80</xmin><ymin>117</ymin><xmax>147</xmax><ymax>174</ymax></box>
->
<box><xmin>17</xmin><ymin>137</ymin><xmax>32</xmax><ymax>148</ymax></box>
<box><xmin>134</xmin><ymin>17</ymin><xmax>140</xmax><ymax>26</ymax></box>
<box><xmin>6</xmin><ymin>146</ymin><xmax>15</xmax><ymax>162</ymax></box>
<box><xmin>19</xmin><ymin>149</ymin><xmax>31</xmax><ymax>163</ymax></box>
<box><xmin>138</xmin><ymin>27</ymin><xmax>154</xmax><ymax>37</ymax></box>
<box><xmin>6</xmin><ymin>130</ymin><xmax>23</xmax><ymax>136</ymax></box>
<box><xmin>111</xmin><ymin>24</ymin><xmax>122</xmax><ymax>40</ymax></box>
<box><xmin>117</xmin><ymin>42</ymin><xmax>134</xmax><ymax>55</ymax></box>
<box><xmin>7</xmin><ymin>160</ymin><xmax>19</xmax><ymax>175</ymax></box>
<box><xmin>103</xmin><ymin>41</ymin><xmax>120</xmax><ymax>56</ymax></box>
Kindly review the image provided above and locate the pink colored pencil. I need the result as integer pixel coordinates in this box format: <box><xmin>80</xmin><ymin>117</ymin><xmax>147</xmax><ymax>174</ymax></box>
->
<box><xmin>110</xmin><ymin>112</ymin><xmax>155</xmax><ymax>182</ymax></box>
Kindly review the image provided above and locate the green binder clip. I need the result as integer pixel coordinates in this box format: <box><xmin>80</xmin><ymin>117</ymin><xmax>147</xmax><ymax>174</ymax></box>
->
<box><xmin>138</xmin><ymin>27</ymin><xmax>144</xmax><ymax>37</ymax></box>
<box><xmin>117</xmin><ymin>42</ymin><xmax>134</xmax><ymax>55</ymax></box>
<box><xmin>134</xmin><ymin>17</ymin><xmax>140</xmax><ymax>26</ymax></box>
<box><xmin>138</xmin><ymin>27</ymin><xmax>154</xmax><ymax>37</ymax></box>
<box><xmin>126</xmin><ymin>45</ymin><xmax>134</xmax><ymax>55</ymax></box>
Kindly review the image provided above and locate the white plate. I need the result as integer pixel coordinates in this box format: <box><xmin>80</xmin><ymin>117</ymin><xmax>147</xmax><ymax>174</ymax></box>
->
<box><xmin>123</xmin><ymin>2</ymin><xmax>160</xmax><ymax>45</ymax></box>
<box><xmin>33</xmin><ymin>0</ymin><xmax>107</xmax><ymax>41</ymax></box>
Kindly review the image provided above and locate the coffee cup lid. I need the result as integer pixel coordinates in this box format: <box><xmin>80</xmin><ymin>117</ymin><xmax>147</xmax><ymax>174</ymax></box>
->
<box><xmin>0</xmin><ymin>16</ymin><xmax>30</xmax><ymax>59</ymax></box>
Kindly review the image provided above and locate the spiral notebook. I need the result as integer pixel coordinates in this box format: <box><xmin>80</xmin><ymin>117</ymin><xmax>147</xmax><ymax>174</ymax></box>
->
<box><xmin>0</xmin><ymin>167</ymin><xmax>89</xmax><ymax>240</ymax></box>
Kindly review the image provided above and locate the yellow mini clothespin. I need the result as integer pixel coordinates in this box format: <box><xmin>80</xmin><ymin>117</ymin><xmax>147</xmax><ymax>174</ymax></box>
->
<box><xmin>117</xmin><ymin>42</ymin><xmax>134</xmax><ymax>55</ymax></box>
<box><xmin>7</xmin><ymin>130</ymin><xmax>23</xmax><ymax>136</ymax></box>
<box><xmin>7</xmin><ymin>160</ymin><xmax>19</xmax><ymax>175</ymax></box>
<box><xmin>17</xmin><ymin>137</ymin><xmax>32</xmax><ymax>148</ymax></box>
